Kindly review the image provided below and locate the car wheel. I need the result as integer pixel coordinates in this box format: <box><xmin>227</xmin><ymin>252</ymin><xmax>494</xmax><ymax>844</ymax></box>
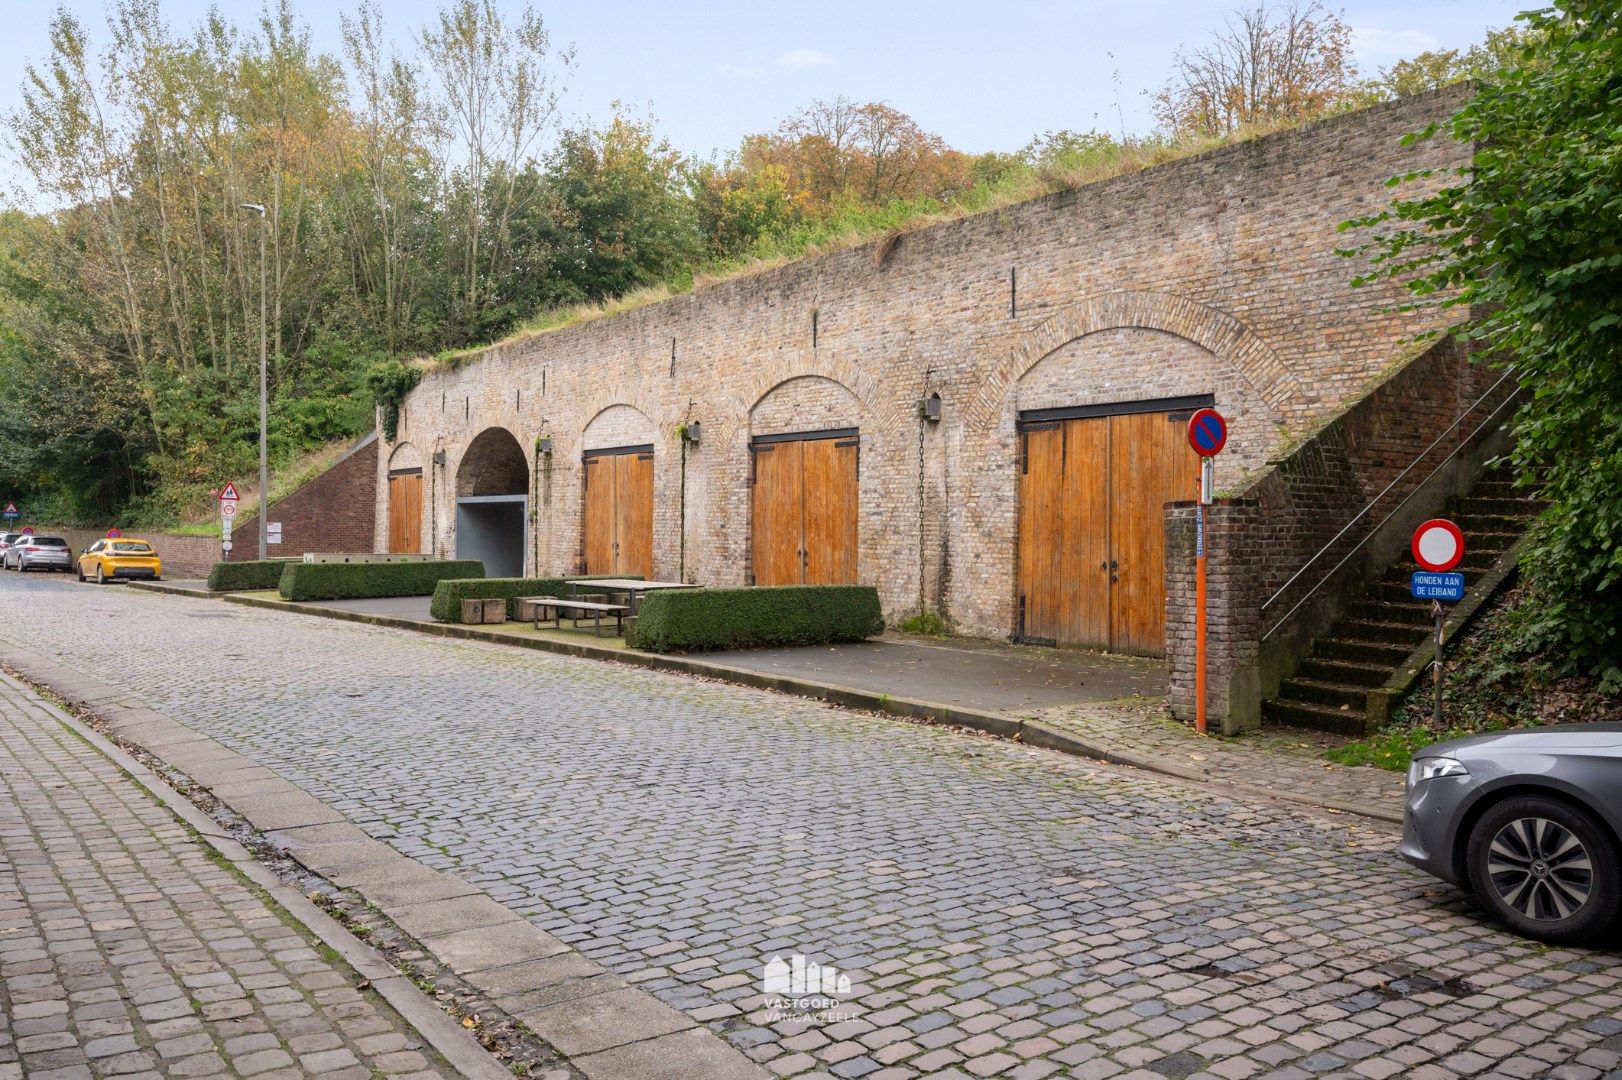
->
<box><xmin>1467</xmin><ymin>795</ymin><xmax>1622</xmax><ymax>944</ymax></box>
<box><xmin>95</xmin><ymin>565</ymin><xmax>106</xmax><ymax>585</ymax></box>
<box><xmin>76</xmin><ymin>564</ymin><xmax>85</xmax><ymax>582</ymax></box>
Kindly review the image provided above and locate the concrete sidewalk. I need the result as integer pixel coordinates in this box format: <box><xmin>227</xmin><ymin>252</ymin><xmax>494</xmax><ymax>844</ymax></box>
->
<box><xmin>0</xmin><ymin>676</ymin><xmax>495</xmax><ymax>1080</ymax></box>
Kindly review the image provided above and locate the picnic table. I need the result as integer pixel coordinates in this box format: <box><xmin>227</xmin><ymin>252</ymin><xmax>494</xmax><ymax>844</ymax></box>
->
<box><xmin>520</xmin><ymin>595</ymin><xmax>628</xmax><ymax>636</ymax></box>
<box><xmin>563</xmin><ymin>577</ymin><xmax>700</xmax><ymax>615</ymax></box>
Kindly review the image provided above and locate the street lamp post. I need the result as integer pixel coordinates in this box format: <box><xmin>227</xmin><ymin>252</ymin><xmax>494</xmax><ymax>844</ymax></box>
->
<box><xmin>240</xmin><ymin>202</ymin><xmax>269</xmax><ymax>560</ymax></box>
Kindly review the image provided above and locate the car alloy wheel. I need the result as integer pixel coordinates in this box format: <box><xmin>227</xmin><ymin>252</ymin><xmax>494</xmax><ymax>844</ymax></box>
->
<box><xmin>1468</xmin><ymin>795</ymin><xmax>1622</xmax><ymax>944</ymax></box>
<box><xmin>1486</xmin><ymin>817</ymin><xmax>1592</xmax><ymax>922</ymax></box>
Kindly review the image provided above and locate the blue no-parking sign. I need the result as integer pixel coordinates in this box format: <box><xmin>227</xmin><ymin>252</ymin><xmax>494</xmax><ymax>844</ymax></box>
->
<box><xmin>1187</xmin><ymin>408</ymin><xmax>1228</xmax><ymax>457</ymax></box>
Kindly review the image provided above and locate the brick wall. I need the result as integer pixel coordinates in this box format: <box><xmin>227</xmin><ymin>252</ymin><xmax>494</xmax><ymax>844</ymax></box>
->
<box><xmin>46</xmin><ymin>529</ymin><xmax>222</xmax><ymax>579</ymax></box>
<box><xmin>228</xmin><ymin>435</ymin><xmax>379</xmax><ymax>561</ymax></box>
<box><xmin>1165</xmin><ymin>501</ymin><xmax>1264</xmax><ymax>734</ymax></box>
<box><xmin>381</xmin><ymin>87</ymin><xmax>1473</xmax><ymax>638</ymax></box>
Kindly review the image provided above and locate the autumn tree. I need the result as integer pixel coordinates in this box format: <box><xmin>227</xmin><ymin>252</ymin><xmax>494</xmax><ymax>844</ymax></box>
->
<box><xmin>1351</xmin><ymin>25</ymin><xmax>1543</xmax><ymax>104</ymax></box>
<box><xmin>1155</xmin><ymin>1</ymin><xmax>1356</xmax><ymax>136</ymax></box>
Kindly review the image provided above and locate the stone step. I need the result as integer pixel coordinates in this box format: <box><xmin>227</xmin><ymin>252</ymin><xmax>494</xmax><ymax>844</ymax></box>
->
<box><xmin>1338</xmin><ymin>618</ymin><xmax>1431</xmax><ymax>646</ymax></box>
<box><xmin>1277</xmin><ymin>677</ymin><xmax>1368</xmax><ymax>711</ymax></box>
<box><xmin>1456</xmin><ymin>496</ymin><xmax>1542</xmax><ymax>518</ymax></box>
<box><xmin>1315</xmin><ymin>637</ymin><xmax>1414</xmax><ymax>665</ymax></box>
<box><xmin>1261</xmin><ymin>697</ymin><xmax>1370</xmax><ymax>737</ymax></box>
<box><xmin>1350</xmin><ymin>599</ymin><xmax>1433</xmax><ymax>626</ymax></box>
<box><xmin>1298</xmin><ymin>656</ymin><xmax>1392</xmax><ymax>689</ymax></box>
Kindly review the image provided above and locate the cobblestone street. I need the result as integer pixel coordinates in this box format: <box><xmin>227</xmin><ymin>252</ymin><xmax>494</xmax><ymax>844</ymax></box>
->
<box><xmin>4</xmin><ymin>574</ymin><xmax>1621</xmax><ymax>1080</ymax></box>
<box><xmin>0</xmin><ymin>671</ymin><xmax>464</xmax><ymax>1079</ymax></box>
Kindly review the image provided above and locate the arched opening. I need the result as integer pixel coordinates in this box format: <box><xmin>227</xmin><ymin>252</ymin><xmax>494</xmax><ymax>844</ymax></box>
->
<box><xmin>1014</xmin><ymin>330</ymin><xmax>1209</xmax><ymax>656</ymax></box>
<box><xmin>748</xmin><ymin>376</ymin><xmax>861</xmax><ymax>586</ymax></box>
<box><xmin>454</xmin><ymin>427</ymin><xmax>529</xmax><ymax>577</ymax></box>
<box><xmin>386</xmin><ymin>442</ymin><xmax>424</xmax><ymax>553</ymax></box>
<box><xmin>580</xmin><ymin>406</ymin><xmax>657</xmax><ymax>579</ymax></box>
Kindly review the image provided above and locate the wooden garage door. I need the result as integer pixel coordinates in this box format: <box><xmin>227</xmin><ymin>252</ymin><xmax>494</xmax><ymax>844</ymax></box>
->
<box><xmin>751</xmin><ymin>429</ymin><xmax>858</xmax><ymax>586</ymax></box>
<box><xmin>1016</xmin><ymin>398</ymin><xmax>1203</xmax><ymax>656</ymax></box>
<box><xmin>387</xmin><ymin>471</ymin><xmax>422</xmax><ymax>554</ymax></box>
<box><xmin>583</xmin><ymin>445</ymin><xmax>654</xmax><ymax>578</ymax></box>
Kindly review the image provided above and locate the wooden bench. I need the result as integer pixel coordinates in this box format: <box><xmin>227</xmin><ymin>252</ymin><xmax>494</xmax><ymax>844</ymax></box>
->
<box><xmin>519</xmin><ymin>595</ymin><xmax>629</xmax><ymax>637</ymax></box>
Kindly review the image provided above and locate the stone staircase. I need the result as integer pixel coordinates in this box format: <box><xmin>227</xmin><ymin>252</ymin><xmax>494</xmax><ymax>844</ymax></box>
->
<box><xmin>1261</xmin><ymin>466</ymin><xmax>1541</xmax><ymax>736</ymax></box>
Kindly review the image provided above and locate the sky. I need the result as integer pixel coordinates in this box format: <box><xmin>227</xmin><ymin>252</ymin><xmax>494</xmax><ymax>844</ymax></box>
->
<box><xmin>0</xmin><ymin>0</ymin><xmax>1524</xmax><ymax>163</ymax></box>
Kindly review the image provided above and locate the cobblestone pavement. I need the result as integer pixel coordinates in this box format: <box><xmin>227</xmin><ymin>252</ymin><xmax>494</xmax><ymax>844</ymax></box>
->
<box><xmin>0</xmin><ymin>672</ymin><xmax>462</xmax><ymax>1079</ymax></box>
<box><xmin>1034</xmin><ymin>701</ymin><xmax>1409</xmax><ymax>816</ymax></box>
<box><xmin>4</xmin><ymin>575</ymin><xmax>1621</xmax><ymax>1080</ymax></box>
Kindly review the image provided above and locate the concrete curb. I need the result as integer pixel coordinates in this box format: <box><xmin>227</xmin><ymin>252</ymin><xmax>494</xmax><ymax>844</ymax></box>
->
<box><xmin>0</xmin><ymin>666</ymin><xmax>512</xmax><ymax>1080</ymax></box>
<box><xmin>0</xmin><ymin>645</ymin><xmax>770</xmax><ymax>1080</ymax></box>
<box><xmin>201</xmin><ymin>588</ymin><xmax>1402</xmax><ymax>825</ymax></box>
<box><xmin>129</xmin><ymin>580</ymin><xmax>227</xmax><ymax>599</ymax></box>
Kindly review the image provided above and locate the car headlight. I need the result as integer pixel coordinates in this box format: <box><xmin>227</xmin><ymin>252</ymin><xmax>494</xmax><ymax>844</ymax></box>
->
<box><xmin>1407</xmin><ymin>756</ymin><xmax>1469</xmax><ymax>786</ymax></box>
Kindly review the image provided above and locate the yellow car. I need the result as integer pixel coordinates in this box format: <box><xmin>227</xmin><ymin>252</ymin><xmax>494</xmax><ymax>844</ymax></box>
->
<box><xmin>78</xmin><ymin>538</ymin><xmax>163</xmax><ymax>584</ymax></box>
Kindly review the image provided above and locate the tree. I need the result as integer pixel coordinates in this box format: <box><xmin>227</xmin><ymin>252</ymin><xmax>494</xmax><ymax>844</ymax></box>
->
<box><xmin>1351</xmin><ymin>25</ymin><xmax>1543</xmax><ymax>104</ymax></box>
<box><xmin>1155</xmin><ymin>1</ymin><xmax>1356</xmax><ymax>136</ymax></box>
<box><xmin>1343</xmin><ymin>1</ymin><xmax>1622</xmax><ymax>681</ymax></box>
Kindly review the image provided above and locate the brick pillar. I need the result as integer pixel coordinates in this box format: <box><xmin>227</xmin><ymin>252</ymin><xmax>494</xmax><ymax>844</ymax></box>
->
<box><xmin>1165</xmin><ymin>498</ymin><xmax>1262</xmax><ymax>735</ymax></box>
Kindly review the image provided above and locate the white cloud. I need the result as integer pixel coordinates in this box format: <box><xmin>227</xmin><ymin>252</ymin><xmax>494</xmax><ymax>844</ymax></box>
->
<box><xmin>1352</xmin><ymin>25</ymin><xmax>1442</xmax><ymax>59</ymax></box>
<box><xmin>774</xmin><ymin>48</ymin><xmax>835</xmax><ymax>71</ymax></box>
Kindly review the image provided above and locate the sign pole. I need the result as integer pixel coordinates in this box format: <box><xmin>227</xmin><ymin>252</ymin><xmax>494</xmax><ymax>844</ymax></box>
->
<box><xmin>1433</xmin><ymin>601</ymin><xmax>1444</xmax><ymax>727</ymax></box>
<box><xmin>1185</xmin><ymin>407</ymin><xmax>1225</xmax><ymax>737</ymax></box>
<box><xmin>1194</xmin><ymin>457</ymin><xmax>1213</xmax><ymax>735</ymax></box>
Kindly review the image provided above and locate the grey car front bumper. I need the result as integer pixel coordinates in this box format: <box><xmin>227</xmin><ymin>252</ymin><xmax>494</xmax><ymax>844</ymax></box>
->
<box><xmin>1399</xmin><ymin>774</ymin><xmax>1477</xmax><ymax>886</ymax></box>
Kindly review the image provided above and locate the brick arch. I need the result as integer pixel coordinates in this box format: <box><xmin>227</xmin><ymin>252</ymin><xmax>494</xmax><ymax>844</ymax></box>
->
<box><xmin>387</xmin><ymin>441</ymin><xmax>423</xmax><ymax>471</ymax></box>
<box><xmin>455</xmin><ymin>426</ymin><xmax>529</xmax><ymax>497</ymax></box>
<box><xmin>963</xmin><ymin>291</ymin><xmax>1303</xmax><ymax>433</ymax></box>
<box><xmin>561</xmin><ymin>385</ymin><xmax>671</xmax><ymax>450</ymax></box>
<box><xmin>731</xmin><ymin>354</ymin><xmax>882</xmax><ymax>428</ymax></box>
<box><xmin>581</xmin><ymin>403</ymin><xmax>659</xmax><ymax>450</ymax></box>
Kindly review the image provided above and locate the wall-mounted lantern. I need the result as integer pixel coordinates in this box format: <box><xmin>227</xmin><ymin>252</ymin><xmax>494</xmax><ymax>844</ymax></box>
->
<box><xmin>536</xmin><ymin>436</ymin><xmax>554</xmax><ymax>456</ymax></box>
<box><xmin>921</xmin><ymin>393</ymin><xmax>943</xmax><ymax>423</ymax></box>
<box><xmin>682</xmin><ymin>421</ymin><xmax>702</xmax><ymax>445</ymax></box>
<box><xmin>431</xmin><ymin>449</ymin><xmax>447</xmax><ymax>466</ymax></box>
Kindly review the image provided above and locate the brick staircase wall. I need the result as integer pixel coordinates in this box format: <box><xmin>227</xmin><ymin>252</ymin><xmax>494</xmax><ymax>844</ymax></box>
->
<box><xmin>226</xmin><ymin>434</ymin><xmax>379</xmax><ymax>562</ymax></box>
<box><xmin>1165</xmin><ymin>334</ymin><xmax>1521</xmax><ymax>733</ymax></box>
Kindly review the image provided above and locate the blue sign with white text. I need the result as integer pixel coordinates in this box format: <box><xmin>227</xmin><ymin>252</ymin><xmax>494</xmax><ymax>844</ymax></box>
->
<box><xmin>1411</xmin><ymin>571</ymin><xmax>1465</xmax><ymax>601</ymax></box>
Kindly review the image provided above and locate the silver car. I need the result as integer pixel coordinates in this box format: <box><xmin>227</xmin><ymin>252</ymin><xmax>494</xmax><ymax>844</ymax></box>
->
<box><xmin>1402</xmin><ymin>724</ymin><xmax>1622</xmax><ymax>944</ymax></box>
<box><xmin>5</xmin><ymin>534</ymin><xmax>74</xmax><ymax>572</ymax></box>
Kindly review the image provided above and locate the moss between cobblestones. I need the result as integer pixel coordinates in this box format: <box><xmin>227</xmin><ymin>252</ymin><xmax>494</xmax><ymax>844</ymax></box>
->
<box><xmin>428</xmin><ymin>575</ymin><xmax>636</xmax><ymax>623</ymax></box>
<box><xmin>279</xmin><ymin>559</ymin><xmax>485</xmax><ymax>602</ymax></box>
<box><xmin>629</xmin><ymin>584</ymin><xmax>883</xmax><ymax>653</ymax></box>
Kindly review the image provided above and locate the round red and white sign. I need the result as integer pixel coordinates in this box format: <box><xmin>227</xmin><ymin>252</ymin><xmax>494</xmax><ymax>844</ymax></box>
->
<box><xmin>1412</xmin><ymin>518</ymin><xmax>1465</xmax><ymax>572</ymax></box>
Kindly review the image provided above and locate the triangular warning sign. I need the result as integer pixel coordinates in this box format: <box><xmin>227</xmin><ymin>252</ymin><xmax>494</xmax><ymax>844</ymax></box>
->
<box><xmin>220</xmin><ymin>482</ymin><xmax>241</xmax><ymax>502</ymax></box>
<box><xmin>2</xmin><ymin>503</ymin><xmax>15</xmax><ymax>514</ymax></box>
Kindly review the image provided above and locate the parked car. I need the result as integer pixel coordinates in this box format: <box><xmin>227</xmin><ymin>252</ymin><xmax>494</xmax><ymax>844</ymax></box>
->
<box><xmin>5</xmin><ymin>534</ymin><xmax>73</xmax><ymax>572</ymax></box>
<box><xmin>0</xmin><ymin>532</ymin><xmax>24</xmax><ymax>563</ymax></box>
<box><xmin>1402</xmin><ymin>725</ymin><xmax>1622</xmax><ymax>944</ymax></box>
<box><xmin>77</xmin><ymin>538</ymin><xmax>163</xmax><ymax>583</ymax></box>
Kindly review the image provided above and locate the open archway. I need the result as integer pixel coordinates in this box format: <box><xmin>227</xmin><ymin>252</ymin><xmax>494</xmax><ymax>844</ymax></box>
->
<box><xmin>454</xmin><ymin>427</ymin><xmax>528</xmax><ymax>577</ymax></box>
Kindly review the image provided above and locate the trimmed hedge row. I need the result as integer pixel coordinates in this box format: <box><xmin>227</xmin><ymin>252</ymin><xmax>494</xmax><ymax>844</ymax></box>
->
<box><xmin>279</xmin><ymin>559</ymin><xmax>484</xmax><ymax>602</ymax></box>
<box><xmin>628</xmin><ymin>585</ymin><xmax>883</xmax><ymax>653</ymax></box>
<box><xmin>206</xmin><ymin>559</ymin><xmax>297</xmax><ymax>593</ymax></box>
<box><xmin>428</xmin><ymin>574</ymin><xmax>640</xmax><ymax>623</ymax></box>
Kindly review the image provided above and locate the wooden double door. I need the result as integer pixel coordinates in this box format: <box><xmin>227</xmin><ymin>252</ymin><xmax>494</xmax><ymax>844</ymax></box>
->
<box><xmin>751</xmin><ymin>429</ymin><xmax>859</xmax><ymax>586</ymax></box>
<box><xmin>387</xmin><ymin>471</ymin><xmax>423</xmax><ymax>553</ymax></box>
<box><xmin>1017</xmin><ymin>402</ymin><xmax>1201</xmax><ymax>656</ymax></box>
<box><xmin>583</xmin><ymin>445</ymin><xmax>654</xmax><ymax>578</ymax></box>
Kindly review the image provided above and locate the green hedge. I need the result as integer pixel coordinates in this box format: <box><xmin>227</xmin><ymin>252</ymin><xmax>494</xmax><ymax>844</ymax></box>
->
<box><xmin>279</xmin><ymin>559</ymin><xmax>485</xmax><ymax>602</ymax></box>
<box><xmin>206</xmin><ymin>559</ymin><xmax>297</xmax><ymax>592</ymax></box>
<box><xmin>428</xmin><ymin>574</ymin><xmax>640</xmax><ymax>623</ymax></box>
<box><xmin>629</xmin><ymin>585</ymin><xmax>883</xmax><ymax>653</ymax></box>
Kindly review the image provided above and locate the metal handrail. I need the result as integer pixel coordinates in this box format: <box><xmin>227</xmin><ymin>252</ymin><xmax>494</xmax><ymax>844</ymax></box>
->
<box><xmin>1258</xmin><ymin>368</ymin><xmax>1520</xmax><ymax>643</ymax></box>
